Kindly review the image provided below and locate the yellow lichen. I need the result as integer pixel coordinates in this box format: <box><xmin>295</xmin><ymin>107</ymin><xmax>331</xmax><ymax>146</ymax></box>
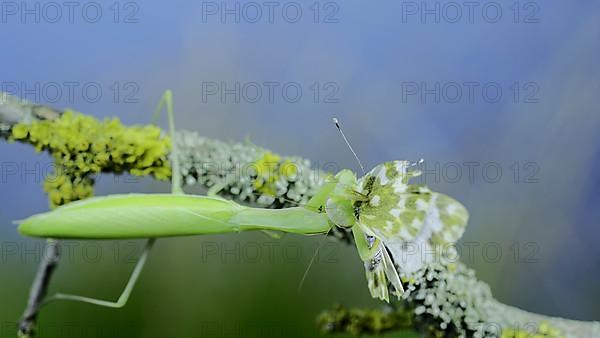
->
<box><xmin>501</xmin><ymin>321</ymin><xmax>565</xmax><ymax>338</ymax></box>
<box><xmin>11</xmin><ymin>110</ymin><xmax>172</xmax><ymax>208</ymax></box>
<box><xmin>251</xmin><ymin>152</ymin><xmax>300</xmax><ymax>196</ymax></box>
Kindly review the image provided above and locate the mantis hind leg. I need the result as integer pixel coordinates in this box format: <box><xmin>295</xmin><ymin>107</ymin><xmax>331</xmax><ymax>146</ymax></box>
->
<box><xmin>152</xmin><ymin>90</ymin><xmax>183</xmax><ymax>195</ymax></box>
<box><xmin>42</xmin><ymin>239</ymin><xmax>155</xmax><ymax>309</ymax></box>
<box><xmin>41</xmin><ymin>92</ymin><xmax>180</xmax><ymax>309</ymax></box>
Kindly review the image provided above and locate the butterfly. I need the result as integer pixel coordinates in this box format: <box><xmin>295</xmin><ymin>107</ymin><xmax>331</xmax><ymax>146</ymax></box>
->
<box><xmin>325</xmin><ymin>160</ymin><xmax>469</xmax><ymax>302</ymax></box>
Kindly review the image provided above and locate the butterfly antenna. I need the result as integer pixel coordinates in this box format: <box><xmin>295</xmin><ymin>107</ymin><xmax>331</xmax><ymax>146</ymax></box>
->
<box><xmin>332</xmin><ymin>118</ymin><xmax>365</xmax><ymax>174</ymax></box>
<box><xmin>413</xmin><ymin>158</ymin><xmax>425</xmax><ymax>166</ymax></box>
<box><xmin>409</xmin><ymin>158</ymin><xmax>425</xmax><ymax>175</ymax></box>
<box><xmin>297</xmin><ymin>228</ymin><xmax>332</xmax><ymax>292</ymax></box>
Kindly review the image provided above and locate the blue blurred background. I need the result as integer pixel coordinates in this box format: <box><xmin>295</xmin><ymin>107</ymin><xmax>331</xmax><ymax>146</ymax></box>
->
<box><xmin>1</xmin><ymin>0</ymin><xmax>599</xmax><ymax>336</ymax></box>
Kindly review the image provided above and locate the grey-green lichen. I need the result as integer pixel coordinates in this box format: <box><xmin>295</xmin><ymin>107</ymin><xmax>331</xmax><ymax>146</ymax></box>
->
<box><xmin>401</xmin><ymin>261</ymin><xmax>496</xmax><ymax>337</ymax></box>
<box><xmin>319</xmin><ymin>261</ymin><xmax>497</xmax><ymax>337</ymax></box>
<box><xmin>10</xmin><ymin>110</ymin><xmax>171</xmax><ymax>207</ymax></box>
<box><xmin>174</xmin><ymin>130</ymin><xmax>324</xmax><ymax>208</ymax></box>
<box><xmin>319</xmin><ymin>259</ymin><xmax>590</xmax><ymax>338</ymax></box>
<box><xmin>500</xmin><ymin>323</ymin><xmax>565</xmax><ymax>338</ymax></box>
<box><xmin>0</xmin><ymin>121</ymin><xmax>10</xmax><ymax>137</ymax></box>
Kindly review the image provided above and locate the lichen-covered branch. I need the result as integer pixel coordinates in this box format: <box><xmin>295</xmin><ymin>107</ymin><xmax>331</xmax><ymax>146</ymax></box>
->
<box><xmin>319</xmin><ymin>261</ymin><xmax>599</xmax><ymax>337</ymax></box>
<box><xmin>2</xmin><ymin>92</ymin><xmax>598</xmax><ymax>338</ymax></box>
<box><xmin>317</xmin><ymin>303</ymin><xmax>415</xmax><ymax>336</ymax></box>
<box><xmin>175</xmin><ymin>130</ymin><xmax>323</xmax><ymax>208</ymax></box>
<box><xmin>10</xmin><ymin>110</ymin><xmax>171</xmax><ymax>207</ymax></box>
<box><xmin>486</xmin><ymin>301</ymin><xmax>600</xmax><ymax>338</ymax></box>
<box><xmin>0</xmin><ymin>92</ymin><xmax>61</xmax><ymax>127</ymax></box>
<box><xmin>1</xmin><ymin>92</ymin><xmax>322</xmax><ymax>209</ymax></box>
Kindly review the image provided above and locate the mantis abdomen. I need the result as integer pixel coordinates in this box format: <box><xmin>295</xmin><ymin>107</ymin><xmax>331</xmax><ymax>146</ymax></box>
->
<box><xmin>18</xmin><ymin>194</ymin><xmax>331</xmax><ymax>239</ymax></box>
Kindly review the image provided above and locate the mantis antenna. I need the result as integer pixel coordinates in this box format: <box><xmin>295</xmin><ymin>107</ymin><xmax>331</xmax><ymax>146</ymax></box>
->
<box><xmin>332</xmin><ymin>118</ymin><xmax>365</xmax><ymax>174</ymax></box>
<box><xmin>297</xmin><ymin>227</ymin><xmax>332</xmax><ymax>292</ymax></box>
<box><xmin>43</xmin><ymin>90</ymin><xmax>179</xmax><ymax>308</ymax></box>
<box><xmin>299</xmin><ymin>117</ymin><xmax>364</xmax><ymax>292</ymax></box>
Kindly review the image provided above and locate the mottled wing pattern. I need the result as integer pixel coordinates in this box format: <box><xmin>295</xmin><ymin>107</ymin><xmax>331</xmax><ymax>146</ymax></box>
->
<box><xmin>328</xmin><ymin>161</ymin><xmax>468</xmax><ymax>302</ymax></box>
<box><xmin>364</xmin><ymin>244</ymin><xmax>390</xmax><ymax>302</ymax></box>
<box><xmin>363</xmin><ymin>240</ymin><xmax>404</xmax><ymax>302</ymax></box>
<box><xmin>355</xmin><ymin>161</ymin><xmax>430</xmax><ymax>241</ymax></box>
<box><xmin>356</xmin><ymin>161</ymin><xmax>468</xmax><ymax>252</ymax></box>
<box><xmin>428</xmin><ymin>192</ymin><xmax>468</xmax><ymax>244</ymax></box>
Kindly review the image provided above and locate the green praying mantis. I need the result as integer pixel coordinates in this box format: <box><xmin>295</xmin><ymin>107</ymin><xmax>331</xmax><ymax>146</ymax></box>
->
<box><xmin>17</xmin><ymin>90</ymin><xmax>469</xmax><ymax>310</ymax></box>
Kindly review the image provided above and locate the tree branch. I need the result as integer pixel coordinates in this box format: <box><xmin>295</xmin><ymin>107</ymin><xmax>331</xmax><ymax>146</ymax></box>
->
<box><xmin>18</xmin><ymin>240</ymin><xmax>61</xmax><ymax>338</ymax></box>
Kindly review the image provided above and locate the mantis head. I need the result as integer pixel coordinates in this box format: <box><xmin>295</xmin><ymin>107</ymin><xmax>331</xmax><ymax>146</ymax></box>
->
<box><xmin>324</xmin><ymin>160</ymin><xmax>427</xmax><ymax>231</ymax></box>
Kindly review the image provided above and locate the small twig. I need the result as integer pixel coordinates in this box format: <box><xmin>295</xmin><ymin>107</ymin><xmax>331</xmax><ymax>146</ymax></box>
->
<box><xmin>0</xmin><ymin>92</ymin><xmax>61</xmax><ymax>124</ymax></box>
<box><xmin>18</xmin><ymin>240</ymin><xmax>61</xmax><ymax>337</ymax></box>
<box><xmin>1</xmin><ymin>93</ymin><xmax>63</xmax><ymax>337</ymax></box>
<box><xmin>1</xmin><ymin>92</ymin><xmax>62</xmax><ymax>139</ymax></box>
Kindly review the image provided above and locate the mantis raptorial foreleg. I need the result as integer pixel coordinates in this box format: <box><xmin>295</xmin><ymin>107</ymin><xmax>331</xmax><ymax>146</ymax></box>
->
<box><xmin>352</xmin><ymin>225</ymin><xmax>380</xmax><ymax>261</ymax></box>
<box><xmin>353</xmin><ymin>224</ymin><xmax>405</xmax><ymax>297</ymax></box>
<box><xmin>43</xmin><ymin>90</ymin><xmax>180</xmax><ymax>308</ymax></box>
